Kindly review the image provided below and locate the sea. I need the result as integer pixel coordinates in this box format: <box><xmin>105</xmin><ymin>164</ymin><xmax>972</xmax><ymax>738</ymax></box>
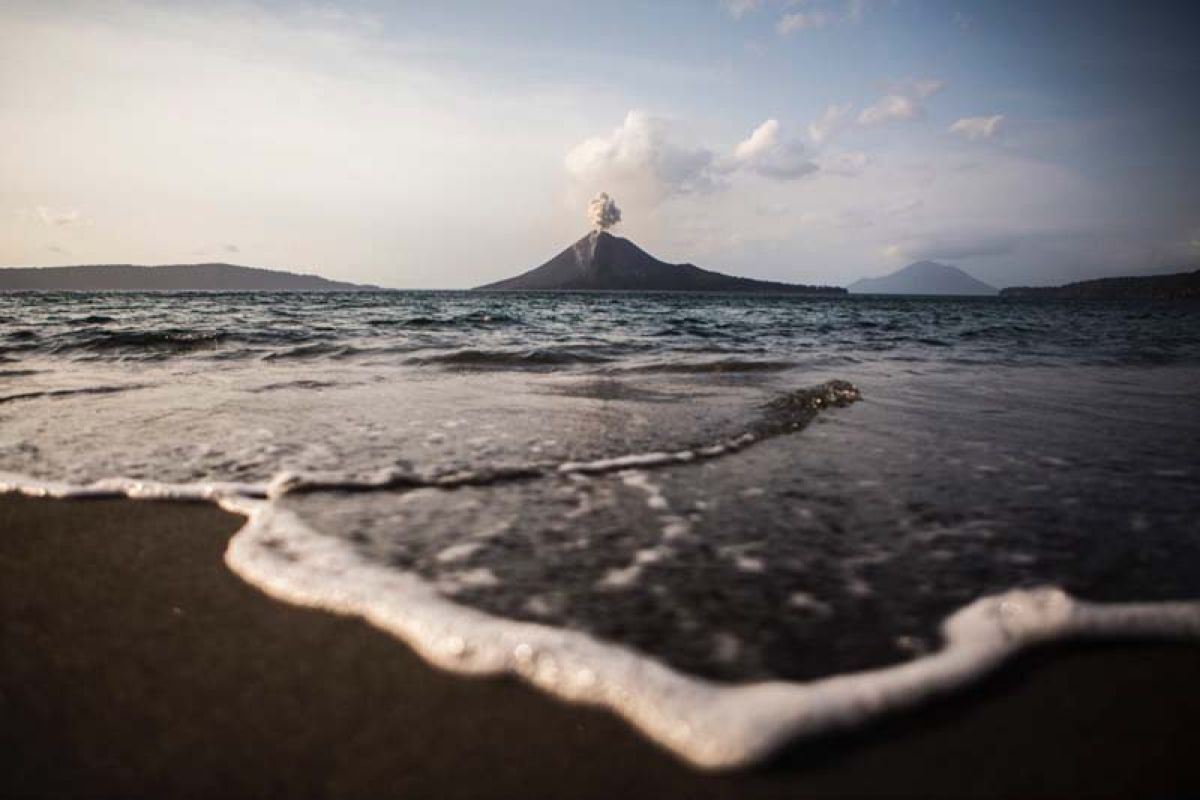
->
<box><xmin>2</xmin><ymin>290</ymin><xmax>1199</xmax><ymax>768</ymax></box>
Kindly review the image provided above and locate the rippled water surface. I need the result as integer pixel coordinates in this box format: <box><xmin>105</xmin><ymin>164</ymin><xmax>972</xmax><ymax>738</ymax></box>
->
<box><xmin>3</xmin><ymin>290</ymin><xmax>1198</xmax><ymax>367</ymax></box>
<box><xmin>3</xmin><ymin>290</ymin><xmax>1199</xmax><ymax>684</ymax></box>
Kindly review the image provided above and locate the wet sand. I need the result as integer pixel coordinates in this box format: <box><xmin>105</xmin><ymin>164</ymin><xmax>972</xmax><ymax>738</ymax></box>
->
<box><xmin>1</xmin><ymin>493</ymin><xmax>1198</xmax><ymax>799</ymax></box>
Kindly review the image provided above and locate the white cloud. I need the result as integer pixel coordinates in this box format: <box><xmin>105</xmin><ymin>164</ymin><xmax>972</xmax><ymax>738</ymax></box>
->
<box><xmin>858</xmin><ymin>79</ymin><xmax>944</xmax><ymax>126</ymax></box>
<box><xmin>731</xmin><ymin>119</ymin><xmax>817</xmax><ymax>179</ymax></box>
<box><xmin>564</xmin><ymin>111</ymin><xmax>716</xmax><ymax>203</ymax></box>
<box><xmin>721</xmin><ymin>0</ymin><xmax>761</xmax><ymax>19</ymax></box>
<box><xmin>857</xmin><ymin>94</ymin><xmax>920</xmax><ymax>126</ymax></box>
<box><xmin>566</xmin><ymin>113</ymin><xmax>818</xmax><ymax>203</ymax></box>
<box><xmin>807</xmin><ymin>103</ymin><xmax>852</xmax><ymax>145</ymax></box>
<box><xmin>949</xmin><ymin>115</ymin><xmax>1005</xmax><ymax>140</ymax></box>
<box><xmin>885</xmin><ymin>198</ymin><xmax>923</xmax><ymax>217</ymax></box>
<box><xmin>17</xmin><ymin>206</ymin><xmax>82</xmax><ymax>226</ymax></box>
<box><xmin>776</xmin><ymin>10</ymin><xmax>834</xmax><ymax>34</ymax></box>
<box><xmin>818</xmin><ymin>150</ymin><xmax>869</xmax><ymax>176</ymax></box>
<box><xmin>911</xmin><ymin>79</ymin><xmax>946</xmax><ymax>99</ymax></box>
<box><xmin>776</xmin><ymin>0</ymin><xmax>869</xmax><ymax>34</ymax></box>
<box><xmin>733</xmin><ymin>119</ymin><xmax>779</xmax><ymax>161</ymax></box>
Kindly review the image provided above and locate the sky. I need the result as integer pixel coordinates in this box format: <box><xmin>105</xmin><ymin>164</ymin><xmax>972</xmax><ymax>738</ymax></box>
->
<box><xmin>2</xmin><ymin>0</ymin><xmax>1198</xmax><ymax>289</ymax></box>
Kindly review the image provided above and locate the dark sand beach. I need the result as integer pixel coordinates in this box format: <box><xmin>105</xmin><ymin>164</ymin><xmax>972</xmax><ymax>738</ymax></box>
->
<box><xmin>2</xmin><ymin>494</ymin><xmax>1198</xmax><ymax>799</ymax></box>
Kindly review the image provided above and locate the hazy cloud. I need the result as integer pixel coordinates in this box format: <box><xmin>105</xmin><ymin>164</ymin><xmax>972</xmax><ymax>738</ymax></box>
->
<box><xmin>949</xmin><ymin>115</ymin><xmax>1005</xmax><ymax>140</ymax></box>
<box><xmin>885</xmin><ymin>198</ymin><xmax>924</xmax><ymax>217</ymax></box>
<box><xmin>721</xmin><ymin>0</ymin><xmax>761</xmax><ymax>19</ymax></box>
<box><xmin>884</xmin><ymin>230</ymin><xmax>1019</xmax><ymax>261</ymax></box>
<box><xmin>818</xmin><ymin>150</ymin><xmax>869</xmax><ymax>176</ymax></box>
<box><xmin>731</xmin><ymin>119</ymin><xmax>817</xmax><ymax>179</ymax></box>
<box><xmin>223</xmin><ymin>243</ymin><xmax>241</xmax><ymax>254</ymax></box>
<box><xmin>776</xmin><ymin>10</ymin><xmax>834</xmax><ymax>34</ymax></box>
<box><xmin>858</xmin><ymin>95</ymin><xmax>920</xmax><ymax>126</ymax></box>
<box><xmin>909</xmin><ymin>79</ymin><xmax>947</xmax><ymax>100</ymax></box>
<box><xmin>858</xmin><ymin>79</ymin><xmax>944</xmax><ymax>126</ymax></box>
<box><xmin>807</xmin><ymin>103</ymin><xmax>852</xmax><ymax>146</ymax></box>
<box><xmin>777</xmin><ymin>0</ymin><xmax>868</xmax><ymax>34</ymax></box>
<box><xmin>17</xmin><ymin>206</ymin><xmax>82</xmax><ymax>226</ymax></box>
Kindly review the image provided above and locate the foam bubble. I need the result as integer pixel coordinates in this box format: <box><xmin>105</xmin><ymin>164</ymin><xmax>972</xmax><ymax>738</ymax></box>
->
<box><xmin>5</xmin><ymin>471</ymin><xmax>1199</xmax><ymax>770</ymax></box>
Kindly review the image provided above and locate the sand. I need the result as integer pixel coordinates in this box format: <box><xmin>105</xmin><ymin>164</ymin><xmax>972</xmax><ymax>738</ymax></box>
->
<box><xmin>1</xmin><ymin>493</ymin><xmax>1198</xmax><ymax>799</ymax></box>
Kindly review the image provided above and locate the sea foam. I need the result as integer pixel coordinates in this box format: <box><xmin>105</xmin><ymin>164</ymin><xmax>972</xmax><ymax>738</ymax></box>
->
<box><xmin>3</xmin><ymin>467</ymin><xmax>1199</xmax><ymax>770</ymax></box>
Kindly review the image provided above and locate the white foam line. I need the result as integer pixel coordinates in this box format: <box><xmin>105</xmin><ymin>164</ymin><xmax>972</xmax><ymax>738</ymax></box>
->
<box><xmin>0</xmin><ymin>471</ymin><xmax>267</xmax><ymax>501</ymax></box>
<box><xmin>557</xmin><ymin>436</ymin><xmax>754</xmax><ymax>475</ymax></box>
<box><xmin>3</xmin><ymin>473</ymin><xmax>1199</xmax><ymax>771</ymax></box>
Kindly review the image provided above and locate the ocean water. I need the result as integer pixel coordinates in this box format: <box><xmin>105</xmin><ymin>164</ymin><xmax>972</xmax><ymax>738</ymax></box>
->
<box><xmin>3</xmin><ymin>290</ymin><xmax>1200</xmax><ymax>767</ymax></box>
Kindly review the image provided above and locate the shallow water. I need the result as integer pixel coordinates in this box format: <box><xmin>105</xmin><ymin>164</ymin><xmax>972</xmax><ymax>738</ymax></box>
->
<box><xmin>2</xmin><ymin>290</ymin><xmax>1198</xmax><ymax>765</ymax></box>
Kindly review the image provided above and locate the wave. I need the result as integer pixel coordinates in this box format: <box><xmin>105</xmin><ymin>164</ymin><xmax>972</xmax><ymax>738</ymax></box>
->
<box><xmin>406</xmin><ymin>348</ymin><xmax>615</xmax><ymax>370</ymax></box>
<box><xmin>621</xmin><ymin>359</ymin><xmax>797</xmax><ymax>374</ymax></box>
<box><xmin>367</xmin><ymin>312</ymin><xmax>522</xmax><ymax>329</ymax></box>
<box><xmin>261</xmin><ymin>343</ymin><xmax>361</xmax><ymax>361</ymax></box>
<box><xmin>0</xmin><ymin>384</ymin><xmax>145</xmax><ymax>405</ymax></box>
<box><xmin>51</xmin><ymin>329</ymin><xmax>228</xmax><ymax>355</ymax></box>
<box><xmin>247</xmin><ymin>379</ymin><xmax>342</xmax><ymax>393</ymax></box>
<box><xmin>3</xmin><ymin>469</ymin><xmax>1197</xmax><ymax>771</ymax></box>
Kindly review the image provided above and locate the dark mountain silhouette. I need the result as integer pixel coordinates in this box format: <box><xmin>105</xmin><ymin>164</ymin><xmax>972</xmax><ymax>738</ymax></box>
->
<box><xmin>1001</xmin><ymin>269</ymin><xmax>1200</xmax><ymax>300</ymax></box>
<box><xmin>0</xmin><ymin>263</ymin><xmax>376</xmax><ymax>291</ymax></box>
<box><xmin>476</xmin><ymin>231</ymin><xmax>845</xmax><ymax>294</ymax></box>
<box><xmin>848</xmin><ymin>261</ymin><xmax>996</xmax><ymax>295</ymax></box>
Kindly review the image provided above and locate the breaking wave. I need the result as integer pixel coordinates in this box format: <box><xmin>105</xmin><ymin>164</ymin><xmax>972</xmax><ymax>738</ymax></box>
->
<box><xmin>3</xmin><ymin>462</ymin><xmax>1197</xmax><ymax>771</ymax></box>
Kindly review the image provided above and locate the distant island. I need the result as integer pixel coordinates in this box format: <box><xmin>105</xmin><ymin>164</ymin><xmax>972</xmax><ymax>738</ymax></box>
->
<box><xmin>848</xmin><ymin>261</ymin><xmax>997</xmax><ymax>295</ymax></box>
<box><xmin>0</xmin><ymin>263</ymin><xmax>376</xmax><ymax>291</ymax></box>
<box><xmin>1000</xmin><ymin>269</ymin><xmax>1200</xmax><ymax>300</ymax></box>
<box><xmin>476</xmin><ymin>230</ymin><xmax>845</xmax><ymax>294</ymax></box>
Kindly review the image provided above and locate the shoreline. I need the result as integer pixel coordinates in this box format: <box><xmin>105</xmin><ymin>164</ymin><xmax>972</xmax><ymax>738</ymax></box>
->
<box><xmin>2</xmin><ymin>493</ymin><xmax>1199</xmax><ymax>798</ymax></box>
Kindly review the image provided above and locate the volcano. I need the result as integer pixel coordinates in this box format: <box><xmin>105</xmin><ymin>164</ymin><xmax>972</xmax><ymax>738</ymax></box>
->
<box><xmin>476</xmin><ymin>231</ymin><xmax>844</xmax><ymax>294</ymax></box>
<box><xmin>847</xmin><ymin>261</ymin><xmax>996</xmax><ymax>295</ymax></box>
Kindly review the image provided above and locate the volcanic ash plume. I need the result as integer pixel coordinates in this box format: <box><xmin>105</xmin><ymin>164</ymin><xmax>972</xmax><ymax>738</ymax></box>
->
<box><xmin>588</xmin><ymin>192</ymin><xmax>622</xmax><ymax>230</ymax></box>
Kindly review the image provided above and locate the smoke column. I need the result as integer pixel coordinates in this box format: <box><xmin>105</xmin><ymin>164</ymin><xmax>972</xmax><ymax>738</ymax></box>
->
<box><xmin>588</xmin><ymin>192</ymin><xmax>622</xmax><ymax>230</ymax></box>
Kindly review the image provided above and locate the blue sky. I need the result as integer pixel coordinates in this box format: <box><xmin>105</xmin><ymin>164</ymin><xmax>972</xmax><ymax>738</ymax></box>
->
<box><xmin>2</xmin><ymin>0</ymin><xmax>1197</xmax><ymax>287</ymax></box>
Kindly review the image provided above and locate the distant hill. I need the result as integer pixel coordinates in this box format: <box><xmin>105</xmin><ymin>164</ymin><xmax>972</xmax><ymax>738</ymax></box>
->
<box><xmin>0</xmin><ymin>263</ymin><xmax>376</xmax><ymax>291</ymax></box>
<box><xmin>1000</xmin><ymin>269</ymin><xmax>1200</xmax><ymax>300</ymax></box>
<box><xmin>848</xmin><ymin>261</ymin><xmax>997</xmax><ymax>295</ymax></box>
<box><xmin>476</xmin><ymin>231</ymin><xmax>845</xmax><ymax>294</ymax></box>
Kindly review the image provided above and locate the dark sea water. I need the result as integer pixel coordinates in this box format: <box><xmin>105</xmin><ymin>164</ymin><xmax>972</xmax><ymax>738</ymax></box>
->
<box><xmin>3</xmin><ymin>290</ymin><xmax>1199</xmax><ymax>766</ymax></box>
<box><xmin>3</xmin><ymin>290</ymin><xmax>1198</xmax><ymax>367</ymax></box>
